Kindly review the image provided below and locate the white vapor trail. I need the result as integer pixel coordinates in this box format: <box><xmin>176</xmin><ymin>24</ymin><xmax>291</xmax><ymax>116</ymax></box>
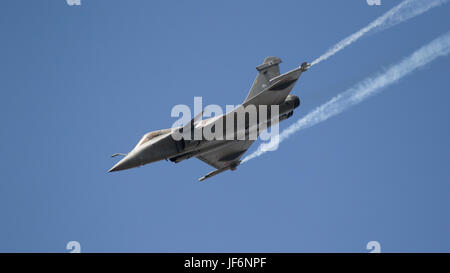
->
<box><xmin>242</xmin><ymin>31</ymin><xmax>450</xmax><ymax>163</ymax></box>
<box><xmin>311</xmin><ymin>0</ymin><xmax>449</xmax><ymax>66</ymax></box>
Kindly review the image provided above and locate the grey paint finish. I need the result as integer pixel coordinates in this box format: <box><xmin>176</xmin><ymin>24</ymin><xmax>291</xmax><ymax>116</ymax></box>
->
<box><xmin>109</xmin><ymin>57</ymin><xmax>310</xmax><ymax>181</ymax></box>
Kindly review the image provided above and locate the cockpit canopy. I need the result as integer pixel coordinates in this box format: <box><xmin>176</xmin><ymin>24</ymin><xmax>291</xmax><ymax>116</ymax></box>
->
<box><xmin>134</xmin><ymin>129</ymin><xmax>171</xmax><ymax>149</ymax></box>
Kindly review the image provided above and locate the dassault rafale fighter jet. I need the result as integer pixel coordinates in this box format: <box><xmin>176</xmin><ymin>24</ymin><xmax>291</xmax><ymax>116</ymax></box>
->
<box><xmin>109</xmin><ymin>57</ymin><xmax>310</xmax><ymax>181</ymax></box>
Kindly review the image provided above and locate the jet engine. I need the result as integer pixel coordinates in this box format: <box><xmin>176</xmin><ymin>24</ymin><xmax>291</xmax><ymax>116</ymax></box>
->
<box><xmin>279</xmin><ymin>94</ymin><xmax>300</xmax><ymax>115</ymax></box>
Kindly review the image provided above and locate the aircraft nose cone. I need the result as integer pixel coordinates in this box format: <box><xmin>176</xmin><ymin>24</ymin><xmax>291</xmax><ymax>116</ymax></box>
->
<box><xmin>108</xmin><ymin>153</ymin><xmax>140</xmax><ymax>172</ymax></box>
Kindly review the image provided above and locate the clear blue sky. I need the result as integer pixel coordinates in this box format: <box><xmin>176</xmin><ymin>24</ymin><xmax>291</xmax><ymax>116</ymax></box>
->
<box><xmin>1</xmin><ymin>0</ymin><xmax>450</xmax><ymax>252</ymax></box>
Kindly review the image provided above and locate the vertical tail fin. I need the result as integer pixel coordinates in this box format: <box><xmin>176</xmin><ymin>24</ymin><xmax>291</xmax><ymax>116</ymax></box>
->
<box><xmin>243</xmin><ymin>56</ymin><xmax>282</xmax><ymax>103</ymax></box>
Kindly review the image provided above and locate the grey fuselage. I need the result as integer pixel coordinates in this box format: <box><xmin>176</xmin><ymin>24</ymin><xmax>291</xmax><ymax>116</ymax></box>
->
<box><xmin>109</xmin><ymin>57</ymin><xmax>309</xmax><ymax>177</ymax></box>
<box><xmin>108</xmin><ymin>95</ymin><xmax>299</xmax><ymax>172</ymax></box>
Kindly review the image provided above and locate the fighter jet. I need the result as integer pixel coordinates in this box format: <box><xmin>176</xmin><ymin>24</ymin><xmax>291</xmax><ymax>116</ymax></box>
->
<box><xmin>109</xmin><ymin>57</ymin><xmax>310</xmax><ymax>181</ymax></box>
